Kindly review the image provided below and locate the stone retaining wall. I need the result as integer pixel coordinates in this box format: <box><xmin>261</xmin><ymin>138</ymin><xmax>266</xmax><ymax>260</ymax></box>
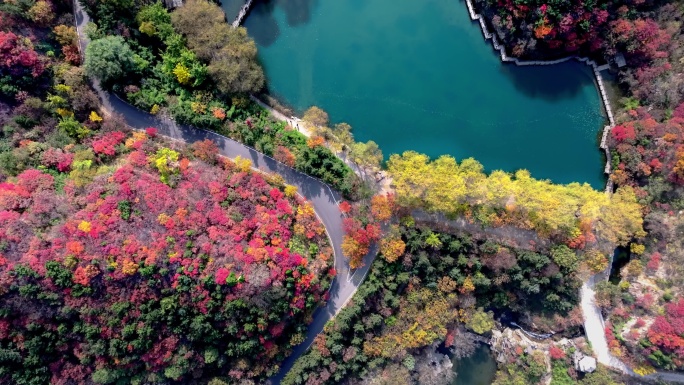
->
<box><xmin>232</xmin><ymin>0</ymin><xmax>253</xmax><ymax>28</ymax></box>
<box><xmin>464</xmin><ymin>0</ymin><xmax>616</xmax><ymax>194</ymax></box>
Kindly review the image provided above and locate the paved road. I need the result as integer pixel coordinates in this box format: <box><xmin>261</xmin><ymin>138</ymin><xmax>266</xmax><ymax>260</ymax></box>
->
<box><xmin>73</xmin><ymin>2</ymin><xmax>378</xmax><ymax>383</ymax></box>
<box><xmin>76</xmin><ymin>2</ymin><xmax>684</xmax><ymax>383</ymax></box>
<box><xmin>412</xmin><ymin>210</ymin><xmax>550</xmax><ymax>251</ymax></box>
<box><xmin>580</xmin><ymin>275</ymin><xmax>633</xmax><ymax>374</ymax></box>
<box><xmin>581</xmin><ymin>274</ymin><xmax>684</xmax><ymax>384</ymax></box>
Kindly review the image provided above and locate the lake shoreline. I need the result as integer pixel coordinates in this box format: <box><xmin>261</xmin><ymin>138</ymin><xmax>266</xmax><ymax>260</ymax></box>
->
<box><xmin>464</xmin><ymin>0</ymin><xmax>615</xmax><ymax>192</ymax></box>
<box><xmin>245</xmin><ymin>2</ymin><xmax>612</xmax><ymax>190</ymax></box>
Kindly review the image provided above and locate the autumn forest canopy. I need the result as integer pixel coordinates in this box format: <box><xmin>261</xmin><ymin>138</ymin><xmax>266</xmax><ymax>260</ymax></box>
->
<box><xmin>387</xmin><ymin>151</ymin><xmax>644</xmax><ymax>247</ymax></box>
<box><xmin>0</xmin><ymin>128</ymin><xmax>335</xmax><ymax>384</ymax></box>
<box><xmin>1</xmin><ymin>0</ymin><xmax>684</xmax><ymax>382</ymax></box>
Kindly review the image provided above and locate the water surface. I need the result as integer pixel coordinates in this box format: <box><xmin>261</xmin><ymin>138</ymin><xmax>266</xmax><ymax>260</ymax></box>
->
<box><xmin>219</xmin><ymin>0</ymin><xmax>244</xmax><ymax>22</ymax></box>
<box><xmin>453</xmin><ymin>344</ymin><xmax>497</xmax><ymax>385</ymax></box>
<box><xmin>244</xmin><ymin>0</ymin><xmax>607</xmax><ymax>188</ymax></box>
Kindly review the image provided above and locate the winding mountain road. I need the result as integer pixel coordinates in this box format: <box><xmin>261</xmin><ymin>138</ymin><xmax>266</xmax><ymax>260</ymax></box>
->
<box><xmin>74</xmin><ymin>2</ymin><xmax>684</xmax><ymax>383</ymax></box>
<box><xmin>73</xmin><ymin>2</ymin><xmax>377</xmax><ymax>383</ymax></box>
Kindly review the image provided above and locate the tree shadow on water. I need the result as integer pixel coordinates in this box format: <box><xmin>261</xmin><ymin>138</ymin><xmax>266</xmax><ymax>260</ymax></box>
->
<box><xmin>244</xmin><ymin>1</ymin><xmax>280</xmax><ymax>47</ymax></box>
<box><xmin>499</xmin><ymin>61</ymin><xmax>594</xmax><ymax>102</ymax></box>
<box><xmin>246</xmin><ymin>0</ymin><xmax>318</xmax><ymax>46</ymax></box>
<box><xmin>274</xmin><ymin>0</ymin><xmax>318</xmax><ymax>27</ymax></box>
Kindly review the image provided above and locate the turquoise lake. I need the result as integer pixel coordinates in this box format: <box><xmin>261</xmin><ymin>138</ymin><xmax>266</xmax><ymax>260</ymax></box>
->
<box><xmin>243</xmin><ymin>0</ymin><xmax>607</xmax><ymax>188</ymax></box>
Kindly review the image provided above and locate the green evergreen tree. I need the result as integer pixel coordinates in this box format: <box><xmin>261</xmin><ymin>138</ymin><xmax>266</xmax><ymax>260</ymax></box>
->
<box><xmin>84</xmin><ymin>36</ymin><xmax>135</xmax><ymax>84</ymax></box>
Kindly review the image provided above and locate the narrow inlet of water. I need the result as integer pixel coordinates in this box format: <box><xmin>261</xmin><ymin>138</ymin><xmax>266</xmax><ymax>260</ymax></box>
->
<box><xmin>219</xmin><ymin>0</ymin><xmax>244</xmax><ymax>23</ymax></box>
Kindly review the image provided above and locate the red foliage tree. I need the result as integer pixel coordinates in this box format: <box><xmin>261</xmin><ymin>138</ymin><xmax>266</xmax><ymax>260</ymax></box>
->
<box><xmin>0</xmin><ymin>32</ymin><xmax>45</xmax><ymax>77</ymax></box>
<box><xmin>41</xmin><ymin>148</ymin><xmax>74</xmax><ymax>172</ymax></box>
<box><xmin>192</xmin><ymin>139</ymin><xmax>219</xmax><ymax>164</ymax></box>
<box><xmin>549</xmin><ymin>346</ymin><xmax>566</xmax><ymax>360</ymax></box>
<box><xmin>646</xmin><ymin>300</ymin><xmax>684</xmax><ymax>362</ymax></box>
<box><xmin>274</xmin><ymin>145</ymin><xmax>296</xmax><ymax>167</ymax></box>
<box><xmin>612</xmin><ymin>124</ymin><xmax>636</xmax><ymax>142</ymax></box>
<box><xmin>91</xmin><ymin>131</ymin><xmax>126</xmax><ymax>156</ymax></box>
<box><xmin>62</xmin><ymin>45</ymin><xmax>80</xmax><ymax>65</ymax></box>
<box><xmin>339</xmin><ymin>201</ymin><xmax>351</xmax><ymax>214</ymax></box>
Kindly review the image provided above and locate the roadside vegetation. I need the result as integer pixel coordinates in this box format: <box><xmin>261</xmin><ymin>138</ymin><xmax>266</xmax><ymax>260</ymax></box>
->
<box><xmin>388</xmin><ymin>151</ymin><xmax>644</xmax><ymax>248</ymax></box>
<box><xmin>80</xmin><ymin>0</ymin><xmax>364</xmax><ymax>199</ymax></box>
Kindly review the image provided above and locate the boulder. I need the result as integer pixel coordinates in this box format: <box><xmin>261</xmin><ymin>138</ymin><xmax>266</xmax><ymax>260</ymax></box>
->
<box><xmin>573</xmin><ymin>351</ymin><xmax>597</xmax><ymax>373</ymax></box>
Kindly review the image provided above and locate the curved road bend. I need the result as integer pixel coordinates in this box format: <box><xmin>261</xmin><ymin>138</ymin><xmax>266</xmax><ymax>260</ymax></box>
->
<box><xmin>110</xmin><ymin>93</ymin><xmax>377</xmax><ymax>384</ymax></box>
<box><xmin>73</xmin><ymin>2</ymin><xmax>377</xmax><ymax>383</ymax></box>
<box><xmin>113</xmin><ymin>94</ymin><xmax>375</xmax><ymax>384</ymax></box>
<box><xmin>77</xmin><ymin>2</ymin><xmax>684</xmax><ymax>384</ymax></box>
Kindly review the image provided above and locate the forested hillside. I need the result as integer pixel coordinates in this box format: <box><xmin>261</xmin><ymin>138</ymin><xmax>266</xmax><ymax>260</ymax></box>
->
<box><xmin>284</xmin><ymin>216</ymin><xmax>625</xmax><ymax>385</ymax></box>
<box><xmin>1</xmin><ymin>132</ymin><xmax>334</xmax><ymax>384</ymax></box>
<box><xmin>0</xmin><ymin>1</ymin><xmax>335</xmax><ymax>383</ymax></box>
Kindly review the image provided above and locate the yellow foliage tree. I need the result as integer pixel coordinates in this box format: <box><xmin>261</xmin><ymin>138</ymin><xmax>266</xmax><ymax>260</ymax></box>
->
<box><xmin>387</xmin><ymin>151</ymin><xmax>644</xmax><ymax>246</ymax></box>
<box><xmin>89</xmin><ymin>111</ymin><xmax>103</xmax><ymax>123</ymax></box>
<box><xmin>585</xmin><ymin>249</ymin><xmax>609</xmax><ymax>273</ymax></box>
<box><xmin>465</xmin><ymin>307</ymin><xmax>495</xmax><ymax>334</ymax></box>
<box><xmin>380</xmin><ymin>236</ymin><xmax>405</xmax><ymax>263</ymax></box>
<box><xmin>673</xmin><ymin>150</ymin><xmax>684</xmax><ymax>180</ymax></box>
<box><xmin>157</xmin><ymin>213</ymin><xmax>172</xmax><ymax>225</ymax></box>
<box><xmin>28</xmin><ymin>0</ymin><xmax>53</xmax><ymax>26</ymax></box>
<box><xmin>121</xmin><ymin>259</ymin><xmax>138</xmax><ymax>275</ymax></box>
<box><xmin>139</xmin><ymin>21</ymin><xmax>156</xmax><ymax>36</ymax></box>
<box><xmin>303</xmin><ymin>106</ymin><xmax>329</xmax><ymax>127</ymax></box>
<box><xmin>342</xmin><ymin>236</ymin><xmax>366</xmax><ymax>269</ymax></box>
<box><xmin>460</xmin><ymin>276</ymin><xmax>475</xmax><ymax>293</ymax></box>
<box><xmin>371</xmin><ymin>194</ymin><xmax>395</xmax><ymax>222</ymax></box>
<box><xmin>78</xmin><ymin>220</ymin><xmax>92</xmax><ymax>233</ymax></box>
<box><xmin>437</xmin><ymin>276</ymin><xmax>458</xmax><ymax>293</ymax></box>
<box><xmin>150</xmin><ymin>148</ymin><xmax>180</xmax><ymax>185</ymax></box>
<box><xmin>630</xmin><ymin>243</ymin><xmax>646</xmax><ymax>255</ymax></box>
<box><xmin>633</xmin><ymin>363</ymin><xmax>656</xmax><ymax>376</ymax></box>
<box><xmin>53</xmin><ymin>25</ymin><xmax>77</xmax><ymax>46</ymax></box>
<box><xmin>234</xmin><ymin>156</ymin><xmax>252</xmax><ymax>173</ymax></box>
<box><xmin>284</xmin><ymin>185</ymin><xmax>298</xmax><ymax>198</ymax></box>
<box><xmin>173</xmin><ymin>63</ymin><xmax>192</xmax><ymax>85</ymax></box>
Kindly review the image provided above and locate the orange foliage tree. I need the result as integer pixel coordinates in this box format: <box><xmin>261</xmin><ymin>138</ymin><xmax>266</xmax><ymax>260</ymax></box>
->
<box><xmin>380</xmin><ymin>226</ymin><xmax>405</xmax><ymax>263</ymax></box>
<box><xmin>342</xmin><ymin>236</ymin><xmax>366</xmax><ymax>269</ymax></box>
<box><xmin>371</xmin><ymin>193</ymin><xmax>396</xmax><ymax>222</ymax></box>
